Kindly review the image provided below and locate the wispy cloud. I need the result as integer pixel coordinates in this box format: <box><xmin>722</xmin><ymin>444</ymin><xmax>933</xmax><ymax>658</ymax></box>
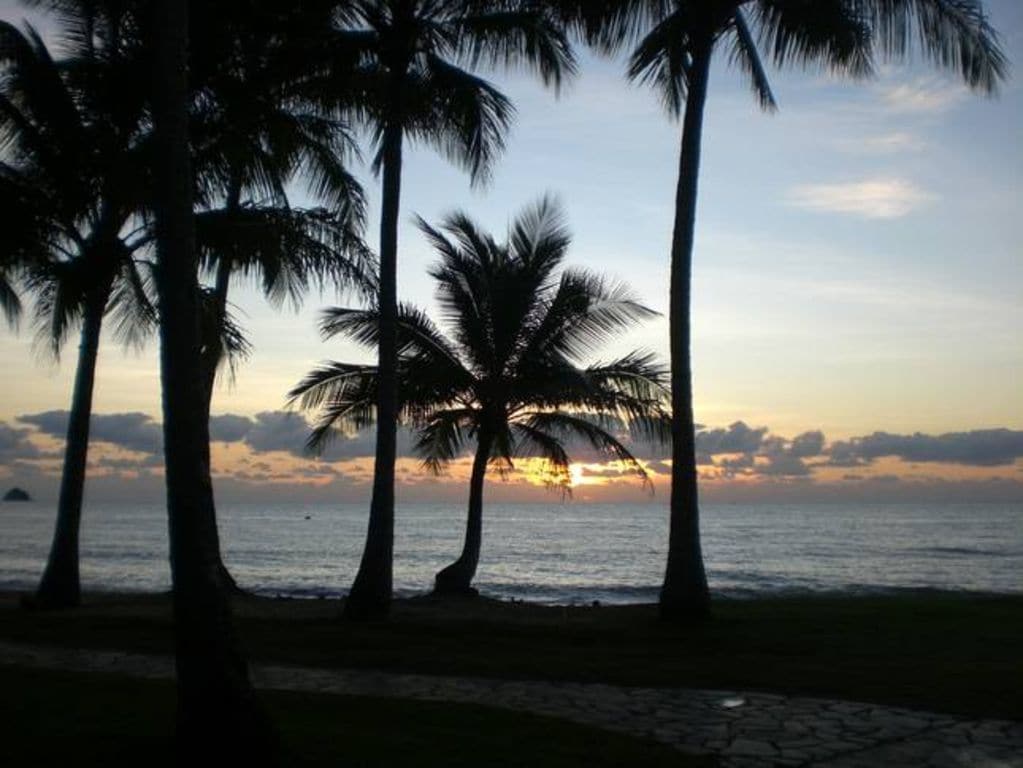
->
<box><xmin>834</xmin><ymin>131</ymin><xmax>928</xmax><ymax>155</ymax></box>
<box><xmin>879</xmin><ymin>77</ymin><xmax>967</xmax><ymax>114</ymax></box>
<box><xmin>785</xmin><ymin>178</ymin><xmax>935</xmax><ymax>219</ymax></box>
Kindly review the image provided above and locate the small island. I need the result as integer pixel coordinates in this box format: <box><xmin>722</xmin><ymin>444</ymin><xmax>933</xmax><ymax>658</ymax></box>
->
<box><xmin>2</xmin><ymin>488</ymin><xmax>31</xmax><ymax>502</ymax></box>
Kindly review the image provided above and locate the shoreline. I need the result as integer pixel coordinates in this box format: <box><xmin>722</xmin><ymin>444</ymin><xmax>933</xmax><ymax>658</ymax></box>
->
<box><xmin>4</xmin><ymin>582</ymin><xmax>1022</xmax><ymax>609</ymax></box>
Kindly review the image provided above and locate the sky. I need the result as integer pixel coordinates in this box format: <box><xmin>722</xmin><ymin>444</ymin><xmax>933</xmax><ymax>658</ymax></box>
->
<box><xmin>1</xmin><ymin>1</ymin><xmax>1021</xmax><ymax>504</ymax></box>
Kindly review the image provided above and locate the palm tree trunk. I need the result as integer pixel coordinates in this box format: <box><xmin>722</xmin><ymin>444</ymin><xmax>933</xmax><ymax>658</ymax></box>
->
<box><xmin>150</xmin><ymin>1</ymin><xmax>276</xmax><ymax>762</ymax></box>
<box><xmin>434</xmin><ymin>428</ymin><xmax>492</xmax><ymax>596</ymax></box>
<box><xmin>198</xmin><ymin>179</ymin><xmax>243</xmax><ymax>595</ymax></box>
<box><xmin>344</xmin><ymin>118</ymin><xmax>402</xmax><ymax>620</ymax></box>
<box><xmin>33</xmin><ymin>285</ymin><xmax>109</xmax><ymax>609</ymax></box>
<box><xmin>659</xmin><ymin>38</ymin><xmax>713</xmax><ymax>621</ymax></box>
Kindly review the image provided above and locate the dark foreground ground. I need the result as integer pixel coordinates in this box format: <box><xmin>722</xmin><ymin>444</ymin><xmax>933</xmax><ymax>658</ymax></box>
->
<box><xmin>2</xmin><ymin>590</ymin><xmax>1020</xmax><ymax>720</ymax></box>
<box><xmin>2</xmin><ymin>664</ymin><xmax>709</xmax><ymax>767</ymax></box>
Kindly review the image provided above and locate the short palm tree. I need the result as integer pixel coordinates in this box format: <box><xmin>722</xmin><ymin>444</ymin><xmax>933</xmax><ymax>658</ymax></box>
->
<box><xmin>291</xmin><ymin>198</ymin><xmax>670</xmax><ymax>595</ymax></box>
<box><xmin>0</xmin><ymin>14</ymin><xmax>152</xmax><ymax>608</ymax></box>
<box><xmin>307</xmin><ymin>0</ymin><xmax>576</xmax><ymax>618</ymax></box>
<box><xmin>563</xmin><ymin>0</ymin><xmax>1008</xmax><ymax>620</ymax></box>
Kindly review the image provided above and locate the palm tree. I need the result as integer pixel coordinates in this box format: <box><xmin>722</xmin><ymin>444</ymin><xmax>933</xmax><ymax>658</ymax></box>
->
<box><xmin>291</xmin><ymin>198</ymin><xmax>670</xmax><ymax>595</ymax></box>
<box><xmin>148</xmin><ymin>0</ymin><xmax>276</xmax><ymax>761</ymax></box>
<box><xmin>563</xmin><ymin>0</ymin><xmax>1008</xmax><ymax>620</ymax></box>
<box><xmin>310</xmin><ymin>0</ymin><xmax>576</xmax><ymax>618</ymax></box>
<box><xmin>0</xmin><ymin>13</ymin><xmax>153</xmax><ymax>608</ymax></box>
<box><xmin>184</xmin><ymin>1</ymin><xmax>375</xmax><ymax>591</ymax></box>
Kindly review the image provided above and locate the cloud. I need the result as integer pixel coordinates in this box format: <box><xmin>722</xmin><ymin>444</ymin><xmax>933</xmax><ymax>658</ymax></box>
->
<box><xmin>785</xmin><ymin>178</ymin><xmax>934</xmax><ymax>219</ymax></box>
<box><xmin>696</xmin><ymin>421</ymin><xmax>766</xmax><ymax>455</ymax></box>
<box><xmin>707</xmin><ymin>427</ymin><xmax>824</xmax><ymax>479</ymax></box>
<box><xmin>835</xmin><ymin>131</ymin><xmax>927</xmax><ymax>154</ymax></box>
<box><xmin>9</xmin><ymin>407</ymin><xmax>1023</xmax><ymax>502</ymax></box>
<box><xmin>243</xmin><ymin>411</ymin><xmax>315</xmax><ymax>457</ymax></box>
<box><xmin>209</xmin><ymin>414</ymin><xmax>254</xmax><ymax>443</ymax></box>
<box><xmin>646</xmin><ymin>459</ymin><xmax>672</xmax><ymax>476</ymax></box>
<box><xmin>758</xmin><ymin>454</ymin><xmax>812</xmax><ymax>477</ymax></box>
<box><xmin>828</xmin><ymin>429</ymin><xmax>1023</xmax><ymax>468</ymax></box>
<box><xmin>579</xmin><ymin>466</ymin><xmax>631</xmax><ymax>479</ymax></box>
<box><xmin>0</xmin><ymin>423</ymin><xmax>42</xmax><ymax>464</ymax></box>
<box><xmin>19</xmin><ymin>411</ymin><xmax>163</xmax><ymax>455</ymax></box>
<box><xmin>95</xmin><ymin>455</ymin><xmax>162</xmax><ymax>471</ymax></box>
<box><xmin>879</xmin><ymin>78</ymin><xmax>967</xmax><ymax>114</ymax></box>
<box><xmin>240</xmin><ymin>411</ymin><xmax>418</xmax><ymax>460</ymax></box>
<box><xmin>789</xmin><ymin>430</ymin><xmax>826</xmax><ymax>459</ymax></box>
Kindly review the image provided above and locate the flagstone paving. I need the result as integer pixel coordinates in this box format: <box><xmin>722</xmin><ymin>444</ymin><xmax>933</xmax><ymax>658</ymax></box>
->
<box><xmin>2</xmin><ymin>640</ymin><xmax>1020</xmax><ymax>767</ymax></box>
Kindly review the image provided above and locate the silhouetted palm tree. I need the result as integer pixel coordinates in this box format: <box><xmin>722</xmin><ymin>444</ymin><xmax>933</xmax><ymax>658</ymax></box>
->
<box><xmin>563</xmin><ymin>0</ymin><xmax>1008</xmax><ymax>620</ymax></box>
<box><xmin>0</xmin><ymin>14</ymin><xmax>153</xmax><ymax>608</ymax></box>
<box><xmin>147</xmin><ymin>0</ymin><xmax>276</xmax><ymax>762</ymax></box>
<box><xmin>291</xmin><ymin>198</ymin><xmax>670</xmax><ymax>595</ymax></box>
<box><xmin>184</xmin><ymin>2</ymin><xmax>376</xmax><ymax>591</ymax></box>
<box><xmin>312</xmin><ymin>0</ymin><xmax>576</xmax><ymax>618</ymax></box>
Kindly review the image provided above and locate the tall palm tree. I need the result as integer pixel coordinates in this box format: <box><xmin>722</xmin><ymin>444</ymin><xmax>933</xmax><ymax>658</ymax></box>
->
<box><xmin>563</xmin><ymin>0</ymin><xmax>1008</xmax><ymax>620</ymax></box>
<box><xmin>184</xmin><ymin>1</ymin><xmax>375</xmax><ymax>591</ymax></box>
<box><xmin>291</xmin><ymin>198</ymin><xmax>670</xmax><ymax>594</ymax></box>
<box><xmin>148</xmin><ymin>0</ymin><xmax>276</xmax><ymax>761</ymax></box>
<box><xmin>310</xmin><ymin>0</ymin><xmax>576</xmax><ymax>618</ymax></box>
<box><xmin>0</xmin><ymin>13</ymin><xmax>153</xmax><ymax>608</ymax></box>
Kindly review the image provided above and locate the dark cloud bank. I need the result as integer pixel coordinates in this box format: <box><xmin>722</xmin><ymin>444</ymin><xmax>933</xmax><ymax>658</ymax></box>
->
<box><xmin>4</xmin><ymin>411</ymin><xmax>1022</xmax><ymax>502</ymax></box>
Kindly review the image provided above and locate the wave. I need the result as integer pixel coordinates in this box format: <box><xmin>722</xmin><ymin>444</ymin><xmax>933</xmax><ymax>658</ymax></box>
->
<box><xmin>911</xmin><ymin>546</ymin><xmax>1007</xmax><ymax>557</ymax></box>
<box><xmin>239</xmin><ymin>580</ymin><xmax>1017</xmax><ymax>606</ymax></box>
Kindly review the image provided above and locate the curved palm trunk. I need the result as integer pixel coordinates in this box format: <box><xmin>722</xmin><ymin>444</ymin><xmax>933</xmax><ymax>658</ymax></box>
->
<box><xmin>659</xmin><ymin>40</ymin><xmax>712</xmax><ymax>621</ymax></box>
<box><xmin>434</xmin><ymin>428</ymin><xmax>493</xmax><ymax>596</ymax></box>
<box><xmin>150</xmin><ymin>2</ymin><xmax>276</xmax><ymax>762</ymax></box>
<box><xmin>197</xmin><ymin>181</ymin><xmax>244</xmax><ymax>595</ymax></box>
<box><xmin>344</xmin><ymin>119</ymin><xmax>402</xmax><ymax>620</ymax></box>
<box><xmin>33</xmin><ymin>285</ymin><xmax>109</xmax><ymax>609</ymax></box>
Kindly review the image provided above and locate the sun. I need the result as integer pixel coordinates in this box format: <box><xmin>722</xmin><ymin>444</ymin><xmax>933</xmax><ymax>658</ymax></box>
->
<box><xmin>569</xmin><ymin>463</ymin><xmax>586</xmax><ymax>488</ymax></box>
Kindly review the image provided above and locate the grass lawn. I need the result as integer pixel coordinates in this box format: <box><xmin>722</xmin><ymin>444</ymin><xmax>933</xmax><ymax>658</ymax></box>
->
<box><xmin>0</xmin><ymin>665</ymin><xmax>709</xmax><ymax>767</ymax></box>
<box><xmin>1</xmin><ymin>591</ymin><xmax>1020</xmax><ymax>719</ymax></box>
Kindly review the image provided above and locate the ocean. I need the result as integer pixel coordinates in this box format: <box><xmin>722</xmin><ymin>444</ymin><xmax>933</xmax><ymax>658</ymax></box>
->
<box><xmin>1</xmin><ymin>501</ymin><xmax>1020</xmax><ymax>603</ymax></box>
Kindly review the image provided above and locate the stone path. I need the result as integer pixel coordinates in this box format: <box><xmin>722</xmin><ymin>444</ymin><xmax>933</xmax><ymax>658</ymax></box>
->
<box><xmin>2</xmin><ymin>640</ymin><xmax>1020</xmax><ymax>767</ymax></box>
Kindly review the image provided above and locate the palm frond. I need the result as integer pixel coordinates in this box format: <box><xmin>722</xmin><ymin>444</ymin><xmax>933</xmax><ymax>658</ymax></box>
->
<box><xmin>519</xmin><ymin>409</ymin><xmax>650</xmax><ymax>485</ymax></box>
<box><xmin>851</xmin><ymin>0</ymin><xmax>1008</xmax><ymax>92</ymax></box>
<box><xmin>287</xmin><ymin>361</ymin><xmax>379</xmax><ymax>454</ymax></box>
<box><xmin>523</xmin><ymin>268</ymin><xmax>659</xmax><ymax>364</ymax></box>
<box><xmin>108</xmin><ymin>257</ymin><xmax>156</xmax><ymax>351</ymax></box>
<box><xmin>508</xmin><ymin>193</ymin><xmax>571</xmax><ymax>280</ymax></box>
<box><xmin>0</xmin><ymin>267</ymin><xmax>21</xmax><ymax>327</ymax></box>
<box><xmin>510</xmin><ymin>419</ymin><xmax>572</xmax><ymax>487</ymax></box>
<box><xmin>414</xmin><ymin>407</ymin><xmax>476</xmax><ymax>474</ymax></box>
<box><xmin>414</xmin><ymin>54</ymin><xmax>515</xmax><ymax>186</ymax></box>
<box><xmin>729</xmin><ymin>9</ymin><xmax>777</xmax><ymax>110</ymax></box>
<box><xmin>455</xmin><ymin>8</ymin><xmax>578</xmax><ymax>92</ymax></box>
<box><xmin>557</xmin><ymin>0</ymin><xmax>675</xmax><ymax>55</ymax></box>
<box><xmin>196</xmin><ymin>205</ymin><xmax>377</xmax><ymax>308</ymax></box>
<box><xmin>199</xmin><ymin>286</ymin><xmax>252</xmax><ymax>386</ymax></box>
<box><xmin>625</xmin><ymin>8</ymin><xmax>693</xmax><ymax>117</ymax></box>
<box><xmin>753</xmin><ymin>0</ymin><xmax>874</xmax><ymax>80</ymax></box>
